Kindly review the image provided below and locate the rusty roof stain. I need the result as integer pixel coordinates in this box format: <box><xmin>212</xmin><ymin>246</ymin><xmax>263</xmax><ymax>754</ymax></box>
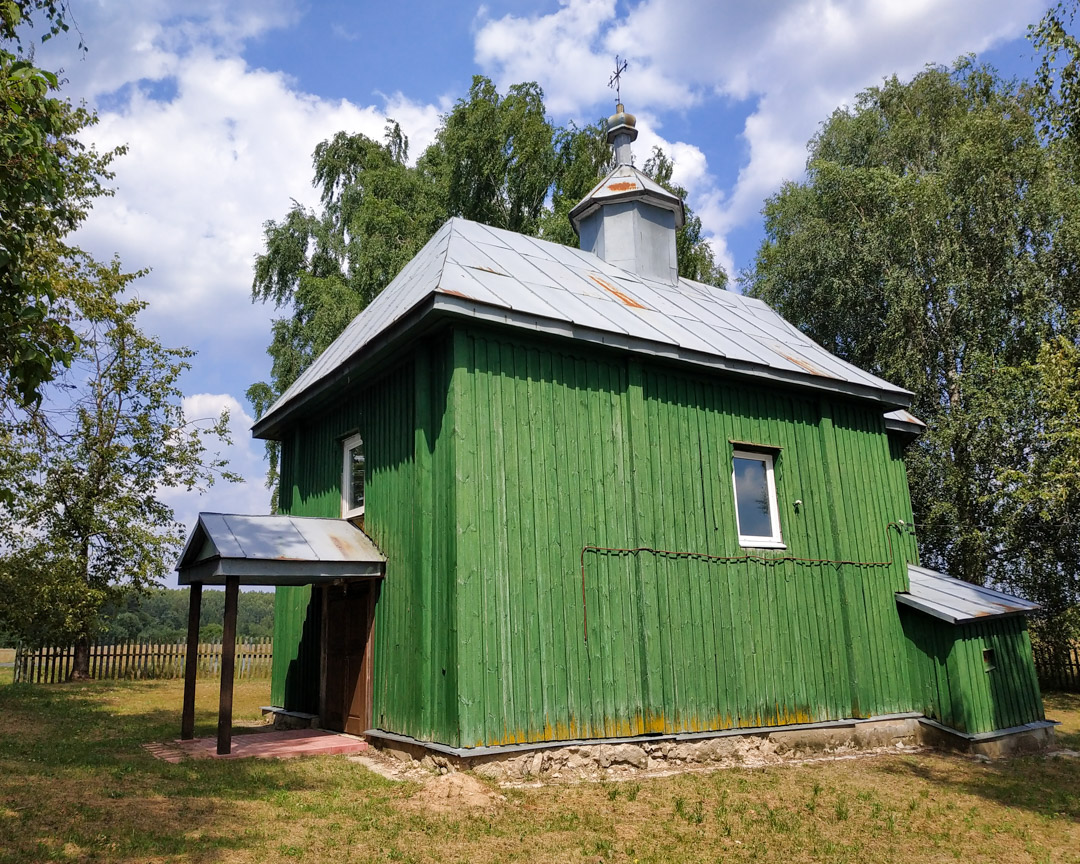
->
<box><xmin>774</xmin><ymin>348</ymin><xmax>834</xmax><ymax>378</ymax></box>
<box><xmin>589</xmin><ymin>274</ymin><xmax>647</xmax><ymax>309</ymax></box>
<box><xmin>607</xmin><ymin>181</ymin><xmax>638</xmax><ymax>192</ymax></box>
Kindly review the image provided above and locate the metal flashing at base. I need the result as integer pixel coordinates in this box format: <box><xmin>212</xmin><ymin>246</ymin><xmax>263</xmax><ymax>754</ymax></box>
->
<box><xmin>918</xmin><ymin>717</ymin><xmax>1059</xmax><ymax>742</ymax></box>
<box><xmin>364</xmin><ymin>713</ymin><xmax>924</xmax><ymax>758</ymax></box>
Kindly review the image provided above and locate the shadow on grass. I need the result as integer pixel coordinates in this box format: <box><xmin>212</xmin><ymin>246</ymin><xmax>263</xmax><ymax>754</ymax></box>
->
<box><xmin>0</xmin><ymin>680</ymin><xmax>399</xmax><ymax>863</ymax></box>
<box><xmin>1043</xmin><ymin>691</ymin><xmax>1080</xmax><ymax>750</ymax></box>
<box><xmin>876</xmin><ymin>749</ymin><xmax>1080</xmax><ymax>824</ymax></box>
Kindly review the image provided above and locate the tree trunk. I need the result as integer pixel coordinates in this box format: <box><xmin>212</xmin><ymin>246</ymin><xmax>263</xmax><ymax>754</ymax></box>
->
<box><xmin>70</xmin><ymin>634</ymin><xmax>91</xmax><ymax>680</ymax></box>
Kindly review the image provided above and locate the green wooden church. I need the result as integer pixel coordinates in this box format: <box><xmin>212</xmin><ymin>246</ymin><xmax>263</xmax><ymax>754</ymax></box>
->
<box><xmin>179</xmin><ymin>104</ymin><xmax>1049</xmax><ymax>755</ymax></box>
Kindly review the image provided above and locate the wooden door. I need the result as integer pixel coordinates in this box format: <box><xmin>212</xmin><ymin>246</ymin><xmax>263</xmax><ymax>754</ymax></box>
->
<box><xmin>320</xmin><ymin>581</ymin><xmax>376</xmax><ymax>734</ymax></box>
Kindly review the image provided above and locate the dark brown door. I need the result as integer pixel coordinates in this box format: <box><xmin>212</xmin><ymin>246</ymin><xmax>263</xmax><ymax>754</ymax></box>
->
<box><xmin>320</xmin><ymin>581</ymin><xmax>376</xmax><ymax>734</ymax></box>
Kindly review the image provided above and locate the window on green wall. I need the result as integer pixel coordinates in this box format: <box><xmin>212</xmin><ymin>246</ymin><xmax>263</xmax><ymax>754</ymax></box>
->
<box><xmin>731</xmin><ymin>449</ymin><xmax>783</xmax><ymax>548</ymax></box>
<box><xmin>341</xmin><ymin>433</ymin><xmax>365</xmax><ymax>519</ymax></box>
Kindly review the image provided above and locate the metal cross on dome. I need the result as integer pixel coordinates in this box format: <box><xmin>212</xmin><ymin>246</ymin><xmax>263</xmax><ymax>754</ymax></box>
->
<box><xmin>608</xmin><ymin>55</ymin><xmax>628</xmax><ymax>104</ymax></box>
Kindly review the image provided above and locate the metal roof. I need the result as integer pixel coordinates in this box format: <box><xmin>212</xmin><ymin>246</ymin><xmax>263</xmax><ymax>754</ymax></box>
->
<box><xmin>253</xmin><ymin>217</ymin><xmax>913</xmax><ymax>439</ymax></box>
<box><xmin>896</xmin><ymin>564</ymin><xmax>1038</xmax><ymax>624</ymax></box>
<box><xmin>883</xmin><ymin>408</ymin><xmax>927</xmax><ymax>437</ymax></box>
<box><xmin>569</xmin><ymin>163</ymin><xmax>685</xmax><ymax>229</ymax></box>
<box><xmin>176</xmin><ymin>513</ymin><xmax>386</xmax><ymax>586</ymax></box>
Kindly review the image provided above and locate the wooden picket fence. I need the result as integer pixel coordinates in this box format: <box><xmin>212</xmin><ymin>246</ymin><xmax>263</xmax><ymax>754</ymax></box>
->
<box><xmin>1034</xmin><ymin>642</ymin><xmax>1080</xmax><ymax>693</ymax></box>
<box><xmin>12</xmin><ymin>638</ymin><xmax>273</xmax><ymax>684</ymax></box>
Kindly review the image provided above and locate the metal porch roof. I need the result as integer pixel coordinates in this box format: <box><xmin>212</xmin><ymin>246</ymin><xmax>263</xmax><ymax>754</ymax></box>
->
<box><xmin>252</xmin><ymin>217</ymin><xmax>913</xmax><ymax>439</ymax></box>
<box><xmin>896</xmin><ymin>564</ymin><xmax>1038</xmax><ymax>624</ymax></box>
<box><xmin>175</xmin><ymin>513</ymin><xmax>386</xmax><ymax>586</ymax></box>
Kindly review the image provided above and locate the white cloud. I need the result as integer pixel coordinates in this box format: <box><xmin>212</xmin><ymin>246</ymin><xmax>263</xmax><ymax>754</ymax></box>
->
<box><xmin>475</xmin><ymin>0</ymin><xmax>695</xmax><ymax>114</ymax></box>
<box><xmin>474</xmin><ymin>0</ymin><xmax>1049</xmax><ymax>281</ymax></box>
<box><xmin>157</xmin><ymin>392</ymin><xmax>269</xmax><ymax>585</ymax></box>
<box><xmin>25</xmin><ymin>1</ymin><xmax>449</xmax><ymax>589</ymax></box>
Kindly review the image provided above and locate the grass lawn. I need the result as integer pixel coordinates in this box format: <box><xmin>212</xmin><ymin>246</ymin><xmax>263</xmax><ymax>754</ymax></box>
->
<box><xmin>0</xmin><ymin>677</ymin><xmax>1077</xmax><ymax>863</ymax></box>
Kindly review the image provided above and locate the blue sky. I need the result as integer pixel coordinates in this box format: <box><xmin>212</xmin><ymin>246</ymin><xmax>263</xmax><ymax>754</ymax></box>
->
<box><xmin>30</xmin><ymin>0</ymin><xmax>1054</xmax><ymax>585</ymax></box>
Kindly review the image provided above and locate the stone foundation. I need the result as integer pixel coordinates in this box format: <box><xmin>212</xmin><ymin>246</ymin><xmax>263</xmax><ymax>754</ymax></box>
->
<box><xmin>364</xmin><ymin>716</ymin><xmax>1058</xmax><ymax>780</ymax></box>
<box><xmin>364</xmin><ymin>716</ymin><xmax>953</xmax><ymax>781</ymax></box>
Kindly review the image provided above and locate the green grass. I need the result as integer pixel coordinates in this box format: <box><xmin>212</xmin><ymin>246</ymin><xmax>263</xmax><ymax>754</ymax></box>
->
<box><xmin>0</xmin><ymin>679</ymin><xmax>1078</xmax><ymax>863</ymax></box>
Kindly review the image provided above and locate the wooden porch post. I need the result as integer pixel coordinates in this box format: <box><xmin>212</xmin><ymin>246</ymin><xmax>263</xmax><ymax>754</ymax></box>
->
<box><xmin>180</xmin><ymin>582</ymin><xmax>202</xmax><ymax>740</ymax></box>
<box><xmin>217</xmin><ymin>576</ymin><xmax>239</xmax><ymax>756</ymax></box>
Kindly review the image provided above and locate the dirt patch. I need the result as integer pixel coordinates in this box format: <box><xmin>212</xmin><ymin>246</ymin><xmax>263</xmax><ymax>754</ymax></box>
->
<box><xmin>348</xmin><ymin>748</ymin><xmax>504</xmax><ymax>812</ymax></box>
<box><xmin>409</xmin><ymin>773</ymin><xmax>503</xmax><ymax>813</ymax></box>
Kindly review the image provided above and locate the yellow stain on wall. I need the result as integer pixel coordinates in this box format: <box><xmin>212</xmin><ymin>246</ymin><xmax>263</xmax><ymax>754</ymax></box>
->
<box><xmin>475</xmin><ymin>704</ymin><xmax>817</xmax><ymax>747</ymax></box>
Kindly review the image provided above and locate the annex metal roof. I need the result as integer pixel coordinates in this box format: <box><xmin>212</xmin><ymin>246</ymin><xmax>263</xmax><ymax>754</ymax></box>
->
<box><xmin>253</xmin><ymin>217</ymin><xmax>913</xmax><ymax>439</ymax></box>
<box><xmin>883</xmin><ymin>409</ymin><xmax>926</xmax><ymax>437</ymax></box>
<box><xmin>176</xmin><ymin>513</ymin><xmax>386</xmax><ymax>586</ymax></box>
<box><xmin>896</xmin><ymin>564</ymin><xmax>1038</xmax><ymax>624</ymax></box>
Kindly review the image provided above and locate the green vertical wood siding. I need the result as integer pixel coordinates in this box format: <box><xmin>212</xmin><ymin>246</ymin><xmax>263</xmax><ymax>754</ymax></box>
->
<box><xmin>901</xmin><ymin>609</ymin><xmax>1044</xmax><ymax>734</ymax></box>
<box><xmin>448</xmin><ymin>326</ymin><xmax>922</xmax><ymax>747</ymax></box>
<box><xmin>271</xmin><ymin>346</ymin><xmax>461</xmax><ymax>745</ymax></box>
<box><xmin>270</xmin><ymin>319</ymin><xmax>1041</xmax><ymax>749</ymax></box>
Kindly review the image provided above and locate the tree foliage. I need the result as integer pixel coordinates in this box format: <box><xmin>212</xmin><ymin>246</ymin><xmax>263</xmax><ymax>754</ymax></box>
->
<box><xmin>0</xmin><ymin>245</ymin><xmax>238</xmax><ymax>669</ymax></box>
<box><xmin>1030</xmin><ymin>1</ymin><xmax>1080</xmax><ymax>143</ymax></box>
<box><xmin>434</xmin><ymin>78</ymin><xmax>557</xmax><ymax>235</ymax></box>
<box><xmin>745</xmin><ymin>59</ymin><xmax>1080</xmax><ymax>647</ymax></box>
<box><xmin>997</xmin><ymin>320</ymin><xmax>1080</xmax><ymax>661</ymax></box>
<box><xmin>95</xmin><ymin>587</ymin><xmax>276</xmax><ymax>644</ymax></box>
<box><xmin>250</xmin><ymin>77</ymin><xmax>728</xmax><ymax>503</ymax></box>
<box><xmin>0</xmin><ymin>0</ymin><xmax>113</xmax><ymax>406</ymax></box>
<box><xmin>0</xmin><ymin>2</ymin><xmax>239</xmax><ymax>673</ymax></box>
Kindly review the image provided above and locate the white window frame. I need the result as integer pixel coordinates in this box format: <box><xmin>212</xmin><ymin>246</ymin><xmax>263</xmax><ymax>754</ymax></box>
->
<box><xmin>341</xmin><ymin>432</ymin><xmax>365</xmax><ymax>519</ymax></box>
<box><xmin>731</xmin><ymin>449</ymin><xmax>784</xmax><ymax>549</ymax></box>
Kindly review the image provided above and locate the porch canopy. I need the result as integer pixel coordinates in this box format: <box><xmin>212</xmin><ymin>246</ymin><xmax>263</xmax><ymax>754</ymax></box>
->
<box><xmin>175</xmin><ymin>513</ymin><xmax>386</xmax><ymax>755</ymax></box>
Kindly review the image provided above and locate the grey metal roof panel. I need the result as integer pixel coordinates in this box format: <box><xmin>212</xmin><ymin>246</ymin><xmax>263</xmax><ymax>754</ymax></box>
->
<box><xmin>197</xmin><ymin>513</ymin><xmax>244</xmax><ymax>559</ymax></box>
<box><xmin>177</xmin><ymin>513</ymin><xmax>386</xmax><ymax>571</ymax></box>
<box><xmin>518</xmin><ymin>282</ymin><xmax>620</xmax><ymax>333</ymax></box>
<box><xmin>897</xmin><ymin>564</ymin><xmax>1038</xmax><ymax>624</ymax></box>
<box><xmin>255</xmin><ymin>217</ymin><xmax>912</xmax><ymax>435</ymax></box>
<box><xmin>884</xmin><ymin>409</ymin><xmax>927</xmax><ymax>428</ymax></box>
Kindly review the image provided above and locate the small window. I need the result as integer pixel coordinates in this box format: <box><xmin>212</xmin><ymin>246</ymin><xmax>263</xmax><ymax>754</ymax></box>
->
<box><xmin>731</xmin><ymin>449</ymin><xmax>783</xmax><ymax>548</ymax></box>
<box><xmin>342</xmin><ymin>433</ymin><xmax>365</xmax><ymax>519</ymax></box>
<box><xmin>982</xmin><ymin>648</ymin><xmax>996</xmax><ymax>673</ymax></box>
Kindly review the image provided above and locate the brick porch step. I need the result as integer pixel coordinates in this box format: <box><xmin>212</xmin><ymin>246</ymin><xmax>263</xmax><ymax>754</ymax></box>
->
<box><xmin>144</xmin><ymin>728</ymin><xmax>369</xmax><ymax>761</ymax></box>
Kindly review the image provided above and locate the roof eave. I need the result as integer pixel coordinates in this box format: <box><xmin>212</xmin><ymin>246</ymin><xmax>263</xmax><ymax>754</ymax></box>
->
<box><xmin>251</xmin><ymin>294</ymin><xmax>440</xmax><ymax>440</ymax></box>
<box><xmin>177</xmin><ymin>557</ymin><xmax>385</xmax><ymax>587</ymax></box>
<box><xmin>431</xmin><ymin>294</ymin><xmax>911</xmax><ymax>409</ymax></box>
<box><xmin>884</xmin><ymin>417</ymin><xmax>926</xmax><ymax>438</ymax></box>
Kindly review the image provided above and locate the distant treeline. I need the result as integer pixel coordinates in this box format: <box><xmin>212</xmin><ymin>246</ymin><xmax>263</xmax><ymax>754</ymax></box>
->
<box><xmin>1</xmin><ymin>588</ymin><xmax>275</xmax><ymax>647</ymax></box>
<box><xmin>101</xmin><ymin>587</ymin><xmax>275</xmax><ymax>644</ymax></box>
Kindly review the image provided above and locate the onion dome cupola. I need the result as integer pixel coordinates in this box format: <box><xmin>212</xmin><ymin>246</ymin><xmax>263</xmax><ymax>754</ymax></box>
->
<box><xmin>569</xmin><ymin>103</ymin><xmax>685</xmax><ymax>285</ymax></box>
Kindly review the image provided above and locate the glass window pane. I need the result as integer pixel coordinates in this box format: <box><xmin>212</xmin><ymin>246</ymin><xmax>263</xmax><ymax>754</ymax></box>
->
<box><xmin>348</xmin><ymin>446</ymin><xmax>364</xmax><ymax>511</ymax></box>
<box><xmin>733</xmin><ymin>456</ymin><xmax>772</xmax><ymax>537</ymax></box>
